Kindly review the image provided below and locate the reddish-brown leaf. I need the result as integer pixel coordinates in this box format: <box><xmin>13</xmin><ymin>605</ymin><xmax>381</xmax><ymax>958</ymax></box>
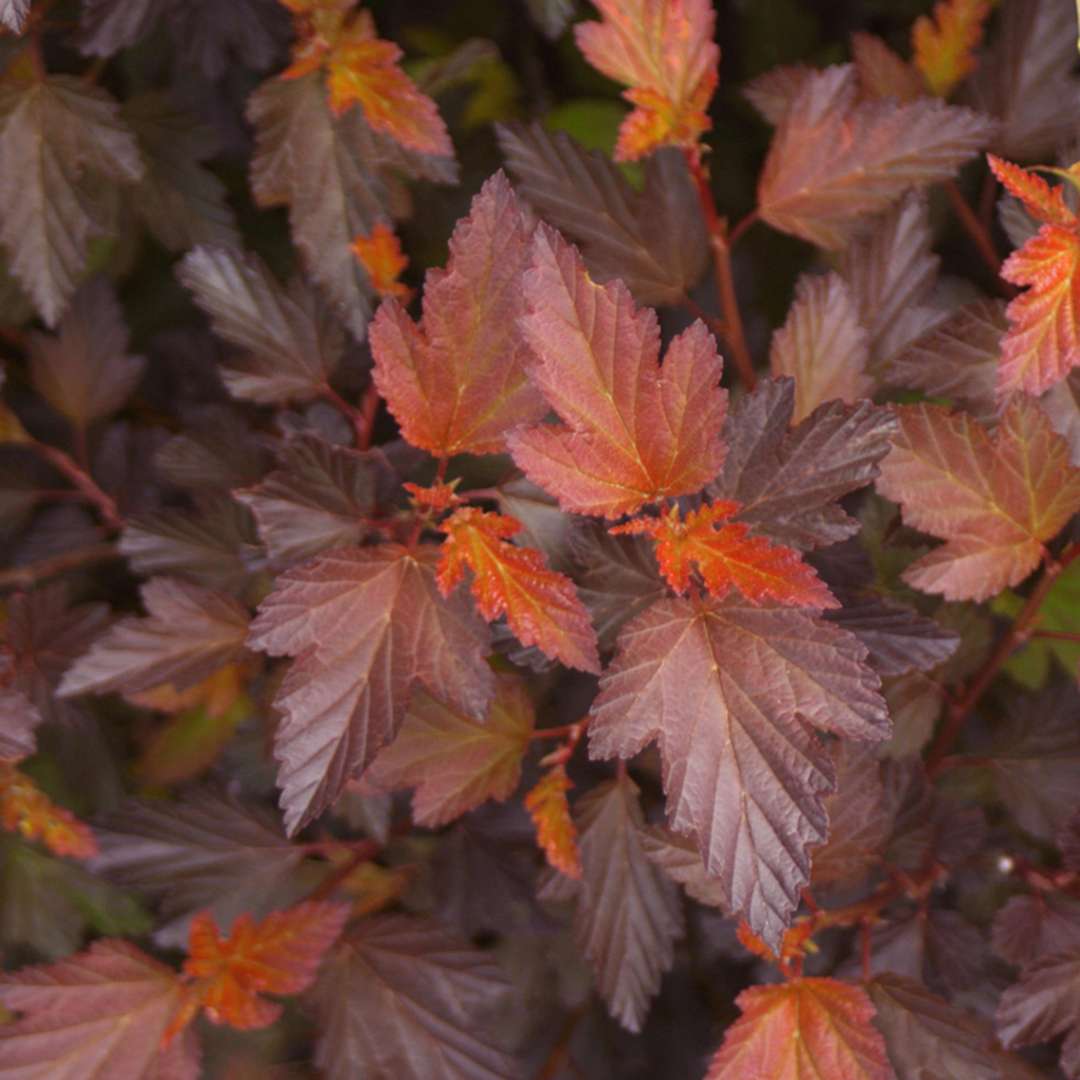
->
<box><xmin>370</xmin><ymin>172</ymin><xmax>546</xmax><ymax>456</ymax></box>
<box><xmin>0</xmin><ymin>761</ymin><xmax>96</xmax><ymax>859</ymax></box>
<box><xmin>706</xmin><ymin>977</ymin><xmax>890</xmax><ymax>1079</ymax></box>
<box><xmin>912</xmin><ymin>0</ymin><xmax>992</xmax><ymax>98</ymax></box>
<box><xmin>574</xmin><ymin>0</ymin><xmax>719</xmax><ymax>161</ymax></box>
<box><xmin>525</xmin><ymin>764</ymin><xmax>581</xmax><ymax>879</ymax></box>
<box><xmin>850</xmin><ymin>32</ymin><xmax>923</xmax><ymax>104</ymax></box>
<box><xmin>611</xmin><ymin>502</ymin><xmax>838</xmax><ymax>608</ymax></box>
<box><xmin>509</xmin><ymin>224</ymin><xmax>728</xmax><ymax>517</ymax></box>
<box><xmin>876</xmin><ymin>398</ymin><xmax>1080</xmax><ymax>600</ymax></box>
<box><xmin>179</xmin><ymin>901</ymin><xmax>349</xmax><ymax>1032</ymax></box>
<box><xmin>437</xmin><ymin>507</ymin><xmax>600</xmax><ymax>672</ymax></box>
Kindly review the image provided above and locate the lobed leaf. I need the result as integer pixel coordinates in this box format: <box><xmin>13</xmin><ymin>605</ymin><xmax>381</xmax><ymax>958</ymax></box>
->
<box><xmin>0</xmin><ymin>762</ymin><xmax>97</xmax><ymax>860</ymax></box>
<box><xmin>0</xmin><ymin>0</ymin><xmax>29</xmax><ymax>33</ymax></box>
<box><xmin>850</xmin><ymin>32</ymin><xmax>923</xmax><ymax>104</ymax></box>
<box><xmin>912</xmin><ymin>0</ymin><xmax>992</xmax><ymax>99</ymax></box>
<box><xmin>525</xmin><ymin>764</ymin><xmax>581</xmax><ymax>879</ymax></box>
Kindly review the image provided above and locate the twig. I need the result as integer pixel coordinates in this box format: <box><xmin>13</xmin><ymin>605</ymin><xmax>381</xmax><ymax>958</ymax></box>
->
<box><xmin>728</xmin><ymin>209</ymin><xmax>759</xmax><ymax>249</ymax></box>
<box><xmin>0</xmin><ymin>543</ymin><xmax>119</xmax><ymax>591</ymax></box>
<box><xmin>1031</xmin><ymin>629</ymin><xmax>1080</xmax><ymax>643</ymax></box>
<box><xmin>680</xmin><ymin>296</ymin><xmax>727</xmax><ymax>339</ymax></box>
<box><xmin>942</xmin><ymin>179</ymin><xmax>1013</xmax><ymax>295</ymax></box>
<box><xmin>28</xmin><ymin>440</ymin><xmax>123</xmax><ymax>530</ymax></box>
<box><xmin>534</xmin><ymin>1006</ymin><xmax>587</xmax><ymax>1080</ymax></box>
<box><xmin>321</xmin><ymin>384</ymin><xmax>369</xmax><ymax>446</ymax></box>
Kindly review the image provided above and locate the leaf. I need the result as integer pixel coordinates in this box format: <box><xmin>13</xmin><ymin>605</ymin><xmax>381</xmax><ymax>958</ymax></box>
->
<box><xmin>369</xmin><ymin>171</ymin><xmax>546</xmax><ymax>456</ymax></box>
<box><xmin>178</xmin><ymin>245</ymin><xmax>343</xmax><ymax>405</ymax></box>
<box><xmin>59</xmin><ymin>577</ymin><xmax>249</xmax><ymax>700</ymax></box>
<box><xmin>823</xmin><ymin>599</ymin><xmax>960</xmax><ymax>677</ymax></box>
<box><xmin>640</xmin><ymin>825</ymin><xmax>727</xmax><ymax>907</ymax></box>
<box><xmin>0</xmin><ymin>762</ymin><xmax>97</xmax><ymax>859</ymax></box>
<box><xmin>612</xmin><ymin>502</ymin><xmax>838</xmax><ymax>608</ymax></box>
<box><xmin>351</xmin><ymin>223</ymin><xmax>411</xmax><ymax>301</ymax></box>
<box><xmin>768</xmin><ymin>271</ymin><xmax>871</xmax><ymax>421</ymax></box>
<box><xmin>713</xmin><ymin>378</ymin><xmax>898</xmax><ymax>550</ymax></box>
<box><xmin>496</xmin><ymin>123</ymin><xmax>709</xmax><ymax>306</ymax></box>
<box><xmin>887</xmin><ymin>298</ymin><xmax>1006</xmax><ymax>423</ymax></box>
<box><xmin>437</xmin><ymin>508</ymin><xmax>600</xmax><ymax>672</ymax></box>
<box><xmin>875</xmin><ymin>399</ymin><xmax>1080</xmax><ymax>601</ymax></box>
<box><xmin>0</xmin><ymin>939</ymin><xmax>200</xmax><ymax>1080</ymax></box>
<box><xmin>123</xmin><ymin>92</ymin><xmax>239</xmax><ymax>251</ymax></box>
<box><xmin>993</xmin><ymin>893</ymin><xmax>1080</xmax><ymax>968</ymax></box>
<box><xmin>247</xmin><ymin>73</ymin><xmax>455</xmax><ymax>340</ymax></box>
<box><xmin>997</xmin><ymin>947</ymin><xmax>1080</xmax><ymax>1078</ymax></box>
<box><xmin>311</xmin><ymin>914</ymin><xmax>521</xmax><ymax>1080</ymax></box>
<box><xmin>574</xmin><ymin>0</ymin><xmax>719</xmax><ymax>161</ymax></box>
<box><xmin>850</xmin><ymin>32</ymin><xmax>923</xmax><ymax>104</ymax></box>
<box><xmin>509</xmin><ymin>224</ymin><xmax>727</xmax><ymax>518</ymax></box>
<box><xmin>235</xmin><ymin>435</ymin><xmax>378</xmax><ymax>564</ymax></box>
<box><xmin>912</xmin><ymin>0</ymin><xmax>992</xmax><ymax>98</ymax></box>
<box><xmin>743</xmin><ymin>63</ymin><xmax>814</xmax><ymax>125</ymax></box>
<box><xmin>180</xmin><ymin>901</ymin><xmax>349</xmax><ymax>1031</ymax></box>
<box><xmin>705</xmin><ymin>977</ymin><xmax>890</xmax><ymax>1079</ymax></box>
<box><xmin>0</xmin><ymin>685</ymin><xmax>41</xmax><ymax>761</ymax></box>
<box><xmin>368</xmin><ymin>674</ymin><xmax>532</xmax><ymax>828</ymax></box>
<box><xmin>0</xmin><ymin>75</ymin><xmax>143</xmax><ymax>325</ymax></box>
<box><xmin>248</xmin><ymin>544</ymin><xmax>495</xmax><ymax>834</ymax></box>
<box><xmin>997</xmin><ymin>558</ymin><xmax>1080</xmax><ymax>685</ymax></box>
<box><xmin>524</xmin><ymin>764</ymin><xmax>581</xmax><ymax>879</ymax></box>
<box><xmin>27</xmin><ymin>277</ymin><xmax>145</xmax><ymax>429</ymax></box>
<box><xmin>969</xmin><ymin>0</ymin><xmax>1080</xmax><ymax>160</ymax></box>
<box><xmin>589</xmin><ymin>593</ymin><xmax>888</xmax><ymax>946</ymax></box>
<box><xmin>79</xmin><ymin>0</ymin><xmax>167</xmax><ymax>56</ymax></box>
<box><xmin>541</xmin><ymin>775</ymin><xmax>683</xmax><ymax>1032</ymax></box>
<box><xmin>0</xmin><ymin>0</ymin><xmax>29</xmax><ymax>33</ymax></box>
<box><xmin>92</xmin><ymin>788</ymin><xmax>310</xmax><ymax>948</ymax></box>
<box><xmin>988</xmin><ymin>154</ymin><xmax>1075</xmax><ymax>228</ymax></box>
<box><xmin>869</xmin><ymin>973</ymin><xmax>1042</xmax><ymax>1080</ymax></box>
<box><xmin>758</xmin><ymin>64</ymin><xmax>995</xmax><ymax>249</ymax></box>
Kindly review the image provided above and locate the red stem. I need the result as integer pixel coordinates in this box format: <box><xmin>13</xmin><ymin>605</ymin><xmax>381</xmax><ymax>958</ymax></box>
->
<box><xmin>942</xmin><ymin>179</ymin><xmax>1014</xmax><ymax>296</ymax></box>
<box><xmin>0</xmin><ymin>542</ymin><xmax>119</xmax><ymax>590</ymax></box>
<box><xmin>29</xmin><ymin>440</ymin><xmax>123</xmax><ymax>530</ymax></box>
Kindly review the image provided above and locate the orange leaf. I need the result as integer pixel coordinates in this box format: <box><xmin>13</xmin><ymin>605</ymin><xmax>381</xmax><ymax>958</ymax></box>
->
<box><xmin>611</xmin><ymin>503</ymin><xmax>838</xmax><ymax>609</ymax></box>
<box><xmin>0</xmin><ymin>761</ymin><xmax>96</xmax><ymax>859</ymax></box>
<box><xmin>988</xmin><ymin>154</ymin><xmax>1076</xmax><ymax>228</ymax></box>
<box><xmin>574</xmin><ymin>0</ymin><xmax>720</xmax><ymax>161</ymax></box>
<box><xmin>437</xmin><ymin>507</ymin><xmax>600</xmax><ymax>672</ymax></box>
<box><xmin>912</xmin><ymin>0</ymin><xmax>991</xmax><ymax>98</ymax></box>
<box><xmin>403</xmin><ymin>479</ymin><xmax>463</xmax><ymax>513</ymax></box>
<box><xmin>525</xmin><ymin>765</ymin><xmax>581</xmax><ymax>879</ymax></box>
<box><xmin>127</xmin><ymin>661</ymin><xmax>248</xmax><ymax>719</ymax></box>
<box><xmin>180</xmin><ymin>901</ymin><xmax>350</xmax><ymax>1032</ymax></box>
<box><xmin>706</xmin><ymin>977</ymin><xmax>890</xmax><ymax>1079</ymax></box>
<box><xmin>351</xmin><ymin>224</ymin><xmax>412</xmax><ymax>302</ymax></box>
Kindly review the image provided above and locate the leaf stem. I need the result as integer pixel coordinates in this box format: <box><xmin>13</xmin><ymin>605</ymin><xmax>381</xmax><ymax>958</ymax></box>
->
<box><xmin>1030</xmin><ymin>629</ymin><xmax>1080</xmax><ymax>643</ymax></box>
<box><xmin>942</xmin><ymin>179</ymin><xmax>1013</xmax><ymax>295</ymax></box>
<box><xmin>307</xmin><ymin>840</ymin><xmax>382</xmax><ymax>901</ymax></box>
<box><xmin>925</xmin><ymin>543</ymin><xmax>1080</xmax><ymax>777</ymax></box>
<box><xmin>728</xmin><ymin>209</ymin><xmax>759</xmax><ymax>249</ymax></box>
<box><xmin>321</xmin><ymin>384</ymin><xmax>369</xmax><ymax>447</ymax></box>
<box><xmin>0</xmin><ymin>542</ymin><xmax>119</xmax><ymax>591</ymax></box>
<box><xmin>28</xmin><ymin>439</ymin><xmax>123</xmax><ymax>530</ymax></box>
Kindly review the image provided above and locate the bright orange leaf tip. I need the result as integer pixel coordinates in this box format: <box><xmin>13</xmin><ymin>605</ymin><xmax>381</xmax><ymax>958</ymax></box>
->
<box><xmin>351</xmin><ymin>224</ymin><xmax>412</xmax><ymax>302</ymax></box>
<box><xmin>611</xmin><ymin>502</ymin><xmax>839</xmax><ymax>609</ymax></box>
<box><xmin>986</xmin><ymin>155</ymin><xmax>1080</xmax><ymax>396</ymax></box>
<box><xmin>912</xmin><ymin>0</ymin><xmax>992</xmax><ymax>99</ymax></box>
<box><xmin>167</xmin><ymin>901</ymin><xmax>350</xmax><ymax>1041</ymax></box>
<box><xmin>403</xmin><ymin>478</ymin><xmax>462</xmax><ymax>513</ymax></box>
<box><xmin>437</xmin><ymin>507</ymin><xmax>601</xmax><ymax>673</ymax></box>
<box><xmin>525</xmin><ymin>764</ymin><xmax>581</xmax><ymax>879</ymax></box>
<box><xmin>705</xmin><ymin>977</ymin><xmax>890</xmax><ymax>1079</ymax></box>
<box><xmin>0</xmin><ymin>761</ymin><xmax>96</xmax><ymax>859</ymax></box>
<box><xmin>279</xmin><ymin>0</ymin><xmax>453</xmax><ymax>158</ymax></box>
<box><xmin>574</xmin><ymin>0</ymin><xmax>720</xmax><ymax>161</ymax></box>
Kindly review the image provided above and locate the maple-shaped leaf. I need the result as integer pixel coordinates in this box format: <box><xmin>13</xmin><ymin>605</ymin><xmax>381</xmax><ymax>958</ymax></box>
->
<box><xmin>123</xmin><ymin>92</ymin><xmax>239</xmax><ymax>251</ymax></box>
<box><xmin>235</xmin><ymin>434</ymin><xmax>379</xmax><ymax>565</ymax></box>
<box><xmin>870</xmin><ymin>973</ymin><xmax>1042</xmax><ymax>1080</ymax></box>
<box><xmin>540</xmin><ymin>774</ymin><xmax>683</xmax><ymax>1032</ymax></box>
<box><xmin>769</xmin><ymin>271</ymin><xmax>871</xmax><ymax>422</ymax></box>
<box><xmin>351</xmin><ymin>223</ymin><xmax>411</xmax><ymax>301</ymax></box>
<box><xmin>997</xmin><ymin>947</ymin><xmax>1080</xmax><ymax>1077</ymax></box>
<box><xmin>247</xmin><ymin>73</ymin><xmax>455</xmax><ymax>339</ymax></box>
<box><xmin>758</xmin><ymin>64</ymin><xmax>995</xmax><ymax>249</ymax></box>
<box><xmin>178</xmin><ymin>245</ymin><xmax>343</xmax><ymax>405</ymax></box>
<box><xmin>509</xmin><ymin>224</ymin><xmax>727</xmax><ymax>518</ymax></box>
<box><xmin>589</xmin><ymin>593</ymin><xmax>887</xmax><ymax>946</ymax></box>
<box><xmin>0</xmin><ymin>0</ymin><xmax>29</xmax><ymax>33</ymax></box>
<box><xmin>993</xmin><ymin>893</ymin><xmax>1080</xmax><ymax>969</ymax></box>
<box><xmin>713</xmin><ymin>378</ymin><xmax>898</xmax><ymax>550</ymax></box>
<box><xmin>0</xmin><ymin>75</ymin><xmax>143</xmax><ymax>325</ymax></box>
<box><xmin>283</xmin><ymin>3</ymin><xmax>452</xmax><ymax>157</ymax></box>
<box><xmin>912</xmin><ymin>0</ymin><xmax>991</xmax><ymax>98</ymax></box>
<box><xmin>311</xmin><ymin>914</ymin><xmax>521</xmax><ymax>1080</ymax></box>
<box><xmin>990</xmin><ymin>158</ymin><xmax>1080</xmax><ymax>397</ymax></box>
<box><xmin>27</xmin><ymin>277</ymin><xmax>145</xmax><ymax>430</ymax></box>
<box><xmin>524</xmin><ymin>764</ymin><xmax>581</xmax><ymax>878</ymax></box>
<box><xmin>180</xmin><ymin>901</ymin><xmax>349</xmax><ymax>1031</ymax></box>
<box><xmin>0</xmin><ymin>762</ymin><xmax>97</xmax><ymax>859</ymax></box>
<box><xmin>706</xmin><ymin>977</ymin><xmax>890</xmax><ymax>1079</ymax></box>
<box><xmin>612</xmin><ymin>502</ymin><xmax>837</xmax><ymax>608</ymax></box>
<box><xmin>437</xmin><ymin>507</ymin><xmax>600</xmax><ymax>672</ymax></box>
<box><xmin>496</xmin><ymin>123</ymin><xmax>709</xmax><ymax>306</ymax></box>
<box><xmin>59</xmin><ymin>577</ymin><xmax>249</xmax><ymax>700</ymax></box>
<box><xmin>368</xmin><ymin>674</ymin><xmax>532</xmax><ymax>828</ymax></box>
<box><xmin>969</xmin><ymin>0</ymin><xmax>1080</xmax><ymax>161</ymax></box>
<box><xmin>850</xmin><ymin>32</ymin><xmax>924</xmax><ymax>104</ymax></box>
<box><xmin>370</xmin><ymin>172</ymin><xmax>546</xmax><ymax>456</ymax></box>
<box><xmin>876</xmin><ymin>398</ymin><xmax>1080</xmax><ymax>601</ymax></box>
<box><xmin>0</xmin><ymin>939</ymin><xmax>200</xmax><ymax>1080</ymax></box>
<box><xmin>574</xmin><ymin>0</ymin><xmax>719</xmax><ymax>161</ymax></box>
<box><xmin>93</xmin><ymin>788</ymin><xmax>309</xmax><ymax>948</ymax></box>
<box><xmin>248</xmin><ymin>544</ymin><xmax>495</xmax><ymax>834</ymax></box>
